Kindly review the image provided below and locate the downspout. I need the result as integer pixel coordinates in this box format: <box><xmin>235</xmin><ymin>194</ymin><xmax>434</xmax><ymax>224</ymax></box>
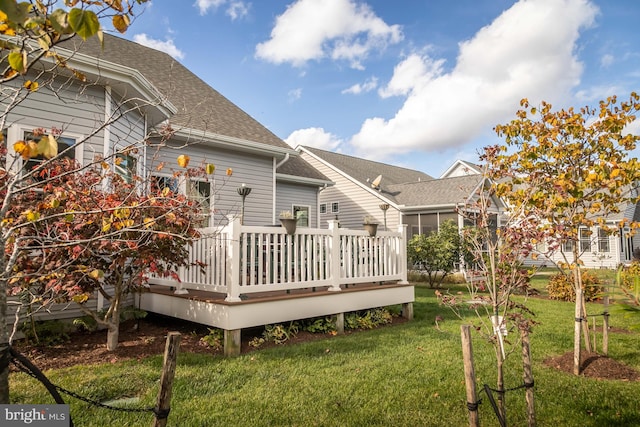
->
<box><xmin>274</xmin><ymin>153</ymin><xmax>291</xmax><ymax>223</ymax></box>
<box><xmin>276</xmin><ymin>153</ymin><xmax>290</xmax><ymax>169</ymax></box>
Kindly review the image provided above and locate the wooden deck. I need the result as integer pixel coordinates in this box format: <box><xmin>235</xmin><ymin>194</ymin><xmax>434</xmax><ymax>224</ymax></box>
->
<box><xmin>140</xmin><ymin>219</ymin><xmax>413</xmax><ymax>355</ymax></box>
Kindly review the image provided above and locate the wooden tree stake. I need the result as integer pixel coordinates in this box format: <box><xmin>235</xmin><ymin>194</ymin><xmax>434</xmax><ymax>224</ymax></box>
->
<box><xmin>521</xmin><ymin>328</ymin><xmax>536</xmax><ymax>427</ymax></box>
<box><xmin>153</xmin><ymin>332</ymin><xmax>181</xmax><ymax>427</ymax></box>
<box><xmin>461</xmin><ymin>325</ymin><xmax>480</xmax><ymax>427</ymax></box>
<box><xmin>603</xmin><ymin>295</ymin><xmax>609</xmax><ymax>355</ymax></box>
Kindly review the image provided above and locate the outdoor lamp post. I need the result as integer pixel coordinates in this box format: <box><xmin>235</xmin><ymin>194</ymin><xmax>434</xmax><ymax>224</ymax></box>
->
<box><xmin>379</xmin><ymin>203</ymin><xmax>390</xmax><ymax>230</ymax></box>
<box><xmin>237</xmin><ymin>183</ymin><xmax>252</xmax><ymax>225</ymax></box>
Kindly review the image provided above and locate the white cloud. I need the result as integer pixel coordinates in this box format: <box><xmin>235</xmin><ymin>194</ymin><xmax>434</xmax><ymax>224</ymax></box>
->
<box><xmin>255</xmin><ymin>0</ymin><xmax>403</xmax><ymax>69</ymax></box>
<box><xmin>132</xmin><ymin>34</ymin><xmax>185</xmax><ymax>60</ymax></box>
<box><xmin>288</xmin><ymin>88</ymin><xmax>303</xmax><ymax>102</ymax></box>
<box><xmin>227</xmin><ymin>1</ymin><xmax>249</xmax><ymax>20</ymax></box>
<box><xmin>349</xmin><ymin>0</ymin><xmax>598</xmax><ymax>157</ymax></box>
<box><xmin>342</xmin><ymin>76</ymin><xmax>378</xmax><ymax>95</ymax></box>
<box><xmin>575</xmin><ymin>84</ymin><xmax>622</xmax><ymax>102</ymax></box>
<box><xmin>285</xmin><ymin>127</ymin><xmax>343</xmax><ymax>151</ymax></box>
<box><xmin>378</xmin><ymin>53</ymin><xmax>444</xmax><ymax>98</ymax></box>
<box><xmin>600</xmin><ymin>53</ymin><xmax>614</xmax><ymax>68</ymax></box>
<box><xmin>194</xmin><ymin>0</ymin><xmax>226</xmax><ymax>15</ymax></box>
<box><xmin>194</xmin><ymin>0</ymin><xmax>249</xmax><ymax>19</ymax></box>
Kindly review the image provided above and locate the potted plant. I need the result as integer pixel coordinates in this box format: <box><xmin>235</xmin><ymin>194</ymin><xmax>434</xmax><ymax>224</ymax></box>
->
<box><xmin>279</xmin><ymin>210</ymin><xmax>297</xmax><ymax>235</ymax></box>
<box><xmin>363</xmin><ymin>216</ymin><xmax>378</xmax><ymax>237</ymax></box>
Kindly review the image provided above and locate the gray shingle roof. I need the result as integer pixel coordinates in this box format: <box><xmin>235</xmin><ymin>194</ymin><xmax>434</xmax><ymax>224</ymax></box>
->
<box><xmin>277</xmin><ymin>155</ymin><xmax>331</xmax><ymax>182</ymax></box>
<box><xmin>389</xmin><ymin>174</ymin><xmax>484</xmax><ymax>207</ymax></box>
<box><xmin>301</xmin><ymin>146</ymin><xmax>432</xmax><ymax>191</ymax></box>
<box><xmin>65</xmin><ymin>34</ymin><xmax>290</xmax><ymax>150</ymax></box>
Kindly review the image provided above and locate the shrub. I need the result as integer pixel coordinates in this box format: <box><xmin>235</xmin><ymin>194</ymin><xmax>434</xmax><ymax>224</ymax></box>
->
<box><xmin>263</xmin><ymin>322</ymin><xmax>299</xmax><ymax>344</ymax></box>
<box><xmin>21</xmin><ymin>319</ymin><xmax>70</xmax><ymax>346</ymax></box>
<box><xmin>302</xmin><ymin>317</ymin><xmax>336</xmax><ymax>334</ymax></box>
<box><xmin>546</xmin><ymin>270</ymin><xmax>604</xmax><ymax>302</ymax></box>
<box><xmin>620</xmin><ymin>262</ymin><xmax>640</xmax><ymax>292</ymax></box>
<box><xmin>200</xmin><ymin>328</ymin><xmax>223</xmax><ymax>350</ymax></box>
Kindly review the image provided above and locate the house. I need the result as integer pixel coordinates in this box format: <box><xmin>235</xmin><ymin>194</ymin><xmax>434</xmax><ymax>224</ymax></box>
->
<box><xmin>297</xmin><ymin>146</ymin><xmax>505</xmax><ymax>240</ymax></box>
<box><xmin>440</xmin><ymin>159</ymin><xmax>640</xmax><ymax>269</ymax></box>
<box><xmin>3</xmin><ymin>35</ymin><xmax>413</xmax><ymax>353</ymax></box>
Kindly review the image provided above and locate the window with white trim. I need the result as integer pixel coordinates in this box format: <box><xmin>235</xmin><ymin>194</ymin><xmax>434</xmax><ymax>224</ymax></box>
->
<box><xmin>23</xmin><ymin>131</ymin><xmax>80</xmax><ymax>179</ymax></box>
<box><xmin>331</xmin><ymin>202</ymin><xmax>339</xmax><ymax>213</ymax></box>
<box><xmin>188</xmin><ymin>179</ymin><xmax>212</xmax><ymax>227</ymax></box>
<box><xmin>319</xmin><ymin>203</ymin><xmax>327</xmax><ymax>214</ymax></box>
<box><xmin>115</xmin><ymin>152</ymin><xmax>137</xmax><ymax>184</ymax></box>
<box><xmin>579</xmin><ymin>228</ymin><xmax>591</xmax><ymax>253</ymax></box>
<box><xmin>293</xmin><ymin>205</ymin><xmax>309</xmax><ymax>227</ymax></box>
<box><xmin>598</xmin><ymin>227</ymin><xmax>610</xmax><ymax>252</ymax></box>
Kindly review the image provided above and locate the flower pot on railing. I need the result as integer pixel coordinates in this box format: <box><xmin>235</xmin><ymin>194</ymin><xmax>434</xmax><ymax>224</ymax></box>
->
<box><xmin>363</xmin><ymin>223</ymin><xmax>378</xmax><ymax>237</ymax></box>
<box><xmin>280</xmin><ymin>218</ymin><xmax>297</xmax><ymax>235</ymax></box>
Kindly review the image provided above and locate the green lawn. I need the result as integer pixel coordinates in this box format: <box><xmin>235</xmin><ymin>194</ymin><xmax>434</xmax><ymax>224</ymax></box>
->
<box><xmin>10</xmin><ymin>283</ymin><xmax>640</xmax><ymax>427</ymax></box>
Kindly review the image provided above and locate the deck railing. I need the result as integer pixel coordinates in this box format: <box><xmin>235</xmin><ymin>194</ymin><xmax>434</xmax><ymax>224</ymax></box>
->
<box><xmin>149</xmin><ymin>218</ymin><xmax>407</xmax><ymax>301</ymax></box>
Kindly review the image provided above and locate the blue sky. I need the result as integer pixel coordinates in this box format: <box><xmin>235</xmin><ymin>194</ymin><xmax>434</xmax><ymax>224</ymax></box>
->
<box><xmin>119</xmin><ymin>0</ymin><xmax>640</xmax><ymax>177</ymax></box>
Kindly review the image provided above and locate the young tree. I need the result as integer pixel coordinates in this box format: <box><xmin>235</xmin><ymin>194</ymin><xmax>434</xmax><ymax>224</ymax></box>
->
<box><xmin>8</xmin><ymin>157</ymin><xmax>211</xmax><ymax>351</ymax></box>
<box><xmin>489</xmin><ymin>94</ymin><xmax>640</xmax><ymax>375</ymax></box>
<box><xmin>441</xmin><ymin>161</ymin><xmax>542</xmax><ymax>423</ymax></box>
<box><xmin>0</xmin><ymin>0</ymin><xmax>152</xmax><ymax>403</ymax></box>
<box><xmin>407</xmin><ymin>219</ymin><xmax>460</xmax><ymax>288</ymax></box>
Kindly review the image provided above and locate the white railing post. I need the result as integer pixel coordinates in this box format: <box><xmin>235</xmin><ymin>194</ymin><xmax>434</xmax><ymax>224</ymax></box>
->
<box><xmin>225</xmin><ymin>216</ymin><xmax>242</xmax><ymax>302</ymax></box>
<box><xmin>398</xmin><ymin>224</ymin><xmax>409</xmax><ymax>284</ymax></box>
<box><xmin>328</xmin><ymin>220</ymin><xmax>341</xmax><ymax>292</ymax></box>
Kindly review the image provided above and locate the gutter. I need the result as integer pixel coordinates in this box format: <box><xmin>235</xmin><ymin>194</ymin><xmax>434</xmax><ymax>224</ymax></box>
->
<box><xmin>170</xmin><ymin>128</ymin><xmax>298</xmax><ymax>159</ymax></box>
<box><xmin>276</xmin><ymin>173</ymin><xmax>334</xmax><ymax>187</ymax></box>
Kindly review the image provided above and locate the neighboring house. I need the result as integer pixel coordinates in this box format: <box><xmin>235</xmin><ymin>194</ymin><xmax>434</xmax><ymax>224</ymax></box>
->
<box><xmin>297</xmin><ymin>146</ymin><xmax>505</xmax><ymax>240</ymax></box>
<box><xmin>440</xmin><ymin>160</ymin><xmax>640</xmax><ymax>268</ymax></box>
<box><xmin>439</xmin><ymin>159</ymin><xmax>483</xmax><ymax>178</ymax></box>
<box><xmin>524</xmin><ymin>201</ymin><xmax>640</xmax><ymax>269</ymax></box>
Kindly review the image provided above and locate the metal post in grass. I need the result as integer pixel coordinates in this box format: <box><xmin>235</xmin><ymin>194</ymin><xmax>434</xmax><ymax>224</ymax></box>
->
<box><xmin>153</xmin><ymin>332</ymin><xmax>181</xmax><ymax>427</ymax></box>
<box><xmin>461</xmin><ymin>325</ymin><xmax>480</xmax><ymax>427</ymax></box>
<box><xmin>603</xmin><ymin>295</ymin><xmax>609</xmax><ymax>355</ymax></box>
<box><xmin>520</xmin><ymin>328</ymin><xmax>536</xmax><ymax>427</ymax></box>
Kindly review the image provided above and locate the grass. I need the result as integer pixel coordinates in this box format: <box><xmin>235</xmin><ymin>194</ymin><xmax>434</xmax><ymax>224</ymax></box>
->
<box><xmin>9</xmin><ymin>277</ymin><xmax>640</xmax><ymax>427</ymax></box>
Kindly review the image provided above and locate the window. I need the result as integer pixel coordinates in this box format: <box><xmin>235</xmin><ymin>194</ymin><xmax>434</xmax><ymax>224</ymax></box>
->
<box><xmin>115</xmin><ymin>153</ymin><xmax>137</xmax><ymax>183</ymax></box>
<box><xmin>562</xmin><ymin>239</ymin><xmax>574</xmax><ymax>253</ymax></box>
<box><xmin>293</xmin><ymin>205</ymin><xmax>309</xmax><ymax>227</ymax></box>
<box><xmin>579</xmin><ymin>228</ymin><xmax>591</xmax><ymax>253</ymax></box>
<box><xmin>331</xmin><ymin>202</ymin><xmax>339</xmax><ymax>213</ymax></box>
<box><xmin>598</xmin><ymin>228</ymin><xmax>610</xmax><ymax>252</ymax></box>
<box><xmin>188</xmin><ymin>179</ymin><xmax>211</xmax><ymax>227</ymax></box>
<box><xmin>23</xmin><ymin>132</ymin><xmax>77</xmax><ymax>178</ymax></box>
<box><xmin>151</xmin><ymin>175</ymin><xmax>180</xmax><ymax>194</ymax></box>
<box><xmin>319</xmin><ymin>203</ymin><xmax>327</xmax><ymax>214</ymax></box>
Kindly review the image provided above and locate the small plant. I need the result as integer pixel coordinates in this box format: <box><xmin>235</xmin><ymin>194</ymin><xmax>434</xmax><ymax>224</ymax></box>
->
<box><xmin>263</xmin><ymin>322</ymin><xmax>299</xmax><ymax>344</ymax></box>
<box><xmin>302</xmin><ymin>316</ymin><xmax>336</xmax><ymax>334</ymax></box>
<box><xmin>363</xmin><ymin>215</ymin><xmax>377</xmax><ymax>224</ymax></box>
<box><xmin>547</xmin><ymin>270</ymin><xmax>604</xmax><ymax>302</ymax></box>
<box><xmin>200</xmin><ymin>328</ymin><xmax>223</xmax><ymax>350</ymax></box>
<box><xmin>21</xmin><ymin>319</ymin><xmax>70</xmax><ymax>346</ymax></box>
<box><xmin>249</xmin><ymin>336</ymin><xmax>266</xmax><ymax>348</ymax></box>
<box><xmin>345</xmin><ymin>308</ymin><xmax>394</xmax><ymax>330</ymax></box>
<box><xmin>73</xmin><ymin>316</ymin><xmax>99</xmax><ymax>333</ymax></box>
<box><xmin>279</xmin><ymin>210</ymin><xmax>294</xmax><ymax>219</ymax></box>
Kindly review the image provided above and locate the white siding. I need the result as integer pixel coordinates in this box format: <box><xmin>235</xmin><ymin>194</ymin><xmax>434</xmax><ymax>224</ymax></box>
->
<box><xmin>146</xmin><ymin>142</ymin><xmax>275</xmax><ymax>226</ymax></box>
<box><xmin>300</xmin><ymin>152</ymin><xmax>400</xmax><ymax>230</ymax></box>
<box><xmin>276</xmin><ymin>182</ymin><xmax>319</xmax><ymax>227</ymax></box>
<box><xmin>3</xmin><ymin>76</ymin><xmax>107</xmax><ymax>163</ymax></box>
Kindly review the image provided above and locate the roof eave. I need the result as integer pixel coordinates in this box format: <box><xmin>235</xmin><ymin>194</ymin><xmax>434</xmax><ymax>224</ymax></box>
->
<box><xmin>171</xmin><ymin>128</ymin><xmax>298</xmax><ymax>158</ymax></box>
<box><xmin>276</xmin><ymin>173</ymin><xmax>334</xmax><ymax>187</ymax></box>
<box><xmin>50</xmin><ymin>43</ymin><xmax>176</xmax><ymax>123</ymax></box>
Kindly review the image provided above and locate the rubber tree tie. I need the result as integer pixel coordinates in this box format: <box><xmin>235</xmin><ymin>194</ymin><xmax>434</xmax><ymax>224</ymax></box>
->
<box><xmin>153</xmin><ymin>407</ymin><xmax>171</xmax><ymax>420</ymax></box>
